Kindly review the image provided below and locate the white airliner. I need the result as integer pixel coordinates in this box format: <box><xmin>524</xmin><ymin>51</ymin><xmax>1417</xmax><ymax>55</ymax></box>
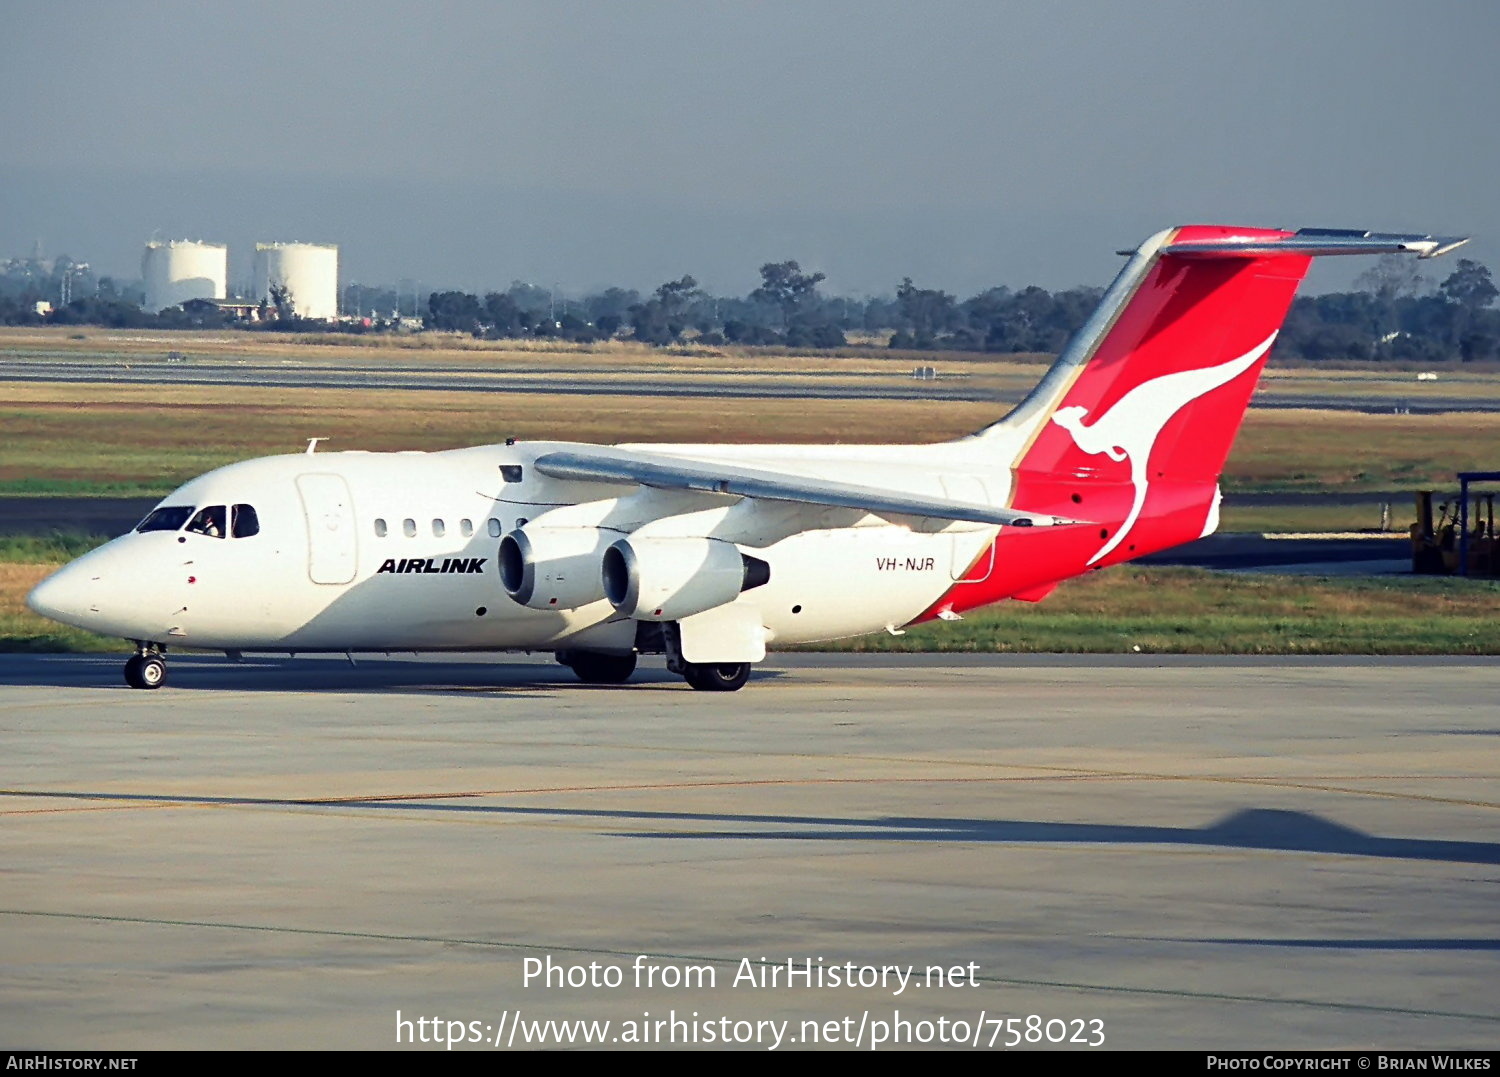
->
<box><xmin>28</xmin><ymin>225</ymin><xmax>1466</xmax><ymax>691</ymax></box>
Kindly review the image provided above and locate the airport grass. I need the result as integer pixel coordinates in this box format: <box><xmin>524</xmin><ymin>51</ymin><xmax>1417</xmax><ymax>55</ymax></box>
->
<box><xmin>797</xmin><ymin>567</ymin><xmax>1500</xmax><ymax>655</ymax></box>
<box><xmin>0</xmin><ymin>382</ymin><xmax>1008</xmax><ymax>497</ymax></box>
<box><xmin>1216</xmin><ymin>503</ymin><xmax>1410</xmax><ymax>535</ymax></box>
<box><xmin>1226</xmin><ymin>410</ymin><xmax>1500</xmax><ymax>493</ymax></box>
<box><xmin>0</xmin><ymin>534</ymin><xmax>127</xmax><ymax>651</ymax></box>
<box><xmin>0</xmin><ymin>561</ymin><xmax>119</xmax><ymax>652</ymax></box>
<box><xmin>5</xmin><ymin>377</ymin><xmax>1500</xmax><ymax>500</ymax></box>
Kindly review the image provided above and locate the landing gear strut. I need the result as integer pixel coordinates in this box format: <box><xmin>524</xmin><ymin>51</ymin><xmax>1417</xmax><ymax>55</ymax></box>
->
<box><xmin>557</xmin><ymin>649</ymin><xmax>638</xmax><ymax>684</ymax></box>
<box><xmin>653</xmin><ymin>622</ymin><xmax>754</xmax><ymax>692</ymax></box>
<box><xmin>124</xmin><ymin>643</ymin><xmax>167</xmax><ymax>690</ymax></box>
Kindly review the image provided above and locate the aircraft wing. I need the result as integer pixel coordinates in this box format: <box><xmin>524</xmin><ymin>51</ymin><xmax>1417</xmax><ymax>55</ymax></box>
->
<box><xmin>532</xmin><ymin>447</ymin><xmax>1087</xmax><ymax>528</ymax></box>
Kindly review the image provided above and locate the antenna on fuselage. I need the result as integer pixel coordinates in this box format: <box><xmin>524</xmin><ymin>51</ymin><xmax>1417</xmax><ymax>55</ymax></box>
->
<box><xmin>305</xmin><ymin>437</ymin><xmax>328</xmax><ymax>454</ymax></box>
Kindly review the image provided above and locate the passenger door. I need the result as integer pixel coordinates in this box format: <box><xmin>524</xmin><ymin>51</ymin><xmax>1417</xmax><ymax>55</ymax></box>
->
<box><xmin>296</xmin><ymin>473</ymin><xmax>357</xmax><ymax>584</ymax></box>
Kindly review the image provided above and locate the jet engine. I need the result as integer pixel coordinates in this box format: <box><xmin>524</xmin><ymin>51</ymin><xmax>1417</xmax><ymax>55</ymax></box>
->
<box><xmin>499</xmin><ymin>526</ymin><xmax>618</xmax><ymax>610</ymax></box>
<box><xmin>602</xmin><ymin>535</ymin><xmax>769</xmax><ymax>621</ymax></box>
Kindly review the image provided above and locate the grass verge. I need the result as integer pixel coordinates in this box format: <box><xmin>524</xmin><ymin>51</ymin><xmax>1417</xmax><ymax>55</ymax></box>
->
<box><xmin>1216</xmin><ymin>503</ymin><xmax>1411</xmax><ymax>535</ymax></box>
<box><xmin>0</xmin><ymin>562</ymin><xmax>120</xmax><ymax>653</ymax></box>
<box><xmin>6</xmin><ymin>373</ymin><xmax>1500</xmax><ymax>499</ymax></box>
<box><xmin>791</xmin><ymin>567</ymin><xmax>1500</xmax><ymax>655</ymax></box>
<box><xmin>0</xmin><ymin>534</ymin><xmax>120</xmax><ymax>651</ymax></box>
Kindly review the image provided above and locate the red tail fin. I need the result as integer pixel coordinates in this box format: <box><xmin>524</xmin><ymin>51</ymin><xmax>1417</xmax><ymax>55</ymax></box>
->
<box><xmin>1018</xmin><ymin>225</ymin><xmax>1311</xmax><ymax>565</ymax></box>
<box><xmin>1025</xmin><ymin>227</ymin><xmax>1305</xmax><ymax>475</ymax></box>
<box><xmin>921</xmin><ymin>225</ymin><xmax>1466</xmax><ymax>620</ymax></box>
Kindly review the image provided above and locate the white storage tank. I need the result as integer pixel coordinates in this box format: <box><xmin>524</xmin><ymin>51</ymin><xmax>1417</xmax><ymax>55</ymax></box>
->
<box><xmin>142</xmin><ymin>240</ymin><xmax>228</xmax><ymax>313</ymax></box>
<box><xmin>254</xmin><ymin>242</ymin><xmax>339</xmax><ymax>320</ymax></box>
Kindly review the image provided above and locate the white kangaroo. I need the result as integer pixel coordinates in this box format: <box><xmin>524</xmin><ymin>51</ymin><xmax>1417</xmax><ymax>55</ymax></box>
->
<box><xmin>1050</xmin><ymin>331</ymin><xmax>1277</xmax><ymax>564</ymax></box>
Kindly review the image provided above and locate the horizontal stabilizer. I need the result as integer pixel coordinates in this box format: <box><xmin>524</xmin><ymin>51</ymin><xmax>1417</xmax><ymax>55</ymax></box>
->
<box><xmin>1160</xmin><ymin>229</ymin><xmax>1469</xmax><ymax>260</ymax></box>
<box><xmin>534</xmin><ymin>448</ymin><xmax>1088</xmax><ymax>528</ymax></box>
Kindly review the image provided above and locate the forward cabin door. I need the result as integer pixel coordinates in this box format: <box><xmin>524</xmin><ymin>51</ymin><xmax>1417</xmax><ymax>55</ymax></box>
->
<box><xmin>296</xmin><ymin>473</ymin><xmax>358</xmax><ymax>584</ymax></box>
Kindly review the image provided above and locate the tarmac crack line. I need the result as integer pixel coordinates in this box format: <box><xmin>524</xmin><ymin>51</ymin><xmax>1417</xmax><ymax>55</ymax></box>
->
<box><xmin>4</xmin><ymin>769</ymin><xmax>1494</xmax><ymax>813</ymax></box>
<box><xmin>0</xmin><ymin>908</ymin><xmax>1494</xmax><ymax>1025</ymax></box>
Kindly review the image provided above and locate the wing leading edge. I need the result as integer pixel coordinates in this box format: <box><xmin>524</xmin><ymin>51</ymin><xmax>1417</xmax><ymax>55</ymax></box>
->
<box><xmin>532</xmin><ymin>448</ymin><xmax>1088</xmax><ymax>528</ymax></box>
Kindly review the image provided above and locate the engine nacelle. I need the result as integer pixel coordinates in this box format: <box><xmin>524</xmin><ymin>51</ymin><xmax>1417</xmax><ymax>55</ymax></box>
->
<box><xmin>499</xmin><ymin>526</ymin><xmax>617</xmax><ymax>610</ymax></box>
<box><xmin>603</xmin><ymin>536</ymin><xmax>767</xmax><ymax>621</ymax></box>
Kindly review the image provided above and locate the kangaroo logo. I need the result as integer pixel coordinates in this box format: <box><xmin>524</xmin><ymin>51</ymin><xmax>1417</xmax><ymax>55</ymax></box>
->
<box><xmin>1050</xmin><ymin>332</ymin><xmax>1276</xmax><ymax>564</ymax></box>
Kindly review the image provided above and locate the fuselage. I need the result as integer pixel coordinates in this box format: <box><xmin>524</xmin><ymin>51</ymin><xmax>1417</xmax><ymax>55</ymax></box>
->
<box><xmin>27</xmin><ymin>439</ymin><xmax>1016</xmax><ymax>654</ymax></box>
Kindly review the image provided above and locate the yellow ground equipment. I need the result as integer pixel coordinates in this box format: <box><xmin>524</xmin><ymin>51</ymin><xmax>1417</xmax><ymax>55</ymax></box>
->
<box><xmin>1412</xmin><ymin>471</ymin><xmax>1499</xmax><ymax>577</ymax></box>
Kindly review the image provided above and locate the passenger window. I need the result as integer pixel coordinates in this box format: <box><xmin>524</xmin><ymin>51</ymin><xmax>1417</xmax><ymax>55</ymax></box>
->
<box><xmin>231</xmin><ymin>504</ymin><xmax>260</xmax><ymax>538</ymax></box>
<box><xmin>516</xmin><ymin>517</ymin><xmax>528</xmax><ymax>528</ymax></box>
<box><xmin>460</xmin><ymin>519</ymin><xmax>473</xmax><ymax>538</ymax></box>
<box><xmin>374</xmin><ymin>518</ymin><xmax>387</xmax><ymax>538</ymax></box>
<box><xmin>403</xmin><ymin>519</ymin><xmax>416</xmax><ymax>538</ymax></box>
<box><xmin>185</xmin><ymin>506</ymin><xmax>227</xmax><ymax>539</ymax></box>
<box><xmin>487</xmin><ymin>518</ymin><xmax>502</xmax><ymax>538</ymax></box>
<box><xmin>136</xmin><ymin>506</ymin><xmax>194</xmax><ymax>532</ymax></box>
<box><xmin>500</xmin><ymin>465</ymin><xmax>523</xmax><ymax>483</ymax></box>
<box><xmin>432</xmin><ymin>519</ymin><xmax>445</xmax><ymax>538</ymax></box>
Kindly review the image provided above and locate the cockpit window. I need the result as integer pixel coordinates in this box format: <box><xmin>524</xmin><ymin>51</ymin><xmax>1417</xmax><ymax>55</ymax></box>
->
<box><xmin>136</xmin><ymin>506</ymin><xmax>195</xmax><ymax>532</ymax></box>
<box><xmin>185</xmin><ymin>505</ymin><xmax>227</xmax><ymax>539</ymax></box>
<box><xmin>500</xmin><ymin>464</ymin><xmax>523</xmax><ymax>483</ymax></box>
<box><xmin>231</xmin><ymin>504</ymin><xmax>260</xmax><ymax>538</ymax></box>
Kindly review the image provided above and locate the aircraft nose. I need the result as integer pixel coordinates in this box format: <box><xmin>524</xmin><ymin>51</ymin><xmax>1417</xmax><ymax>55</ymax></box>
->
<box><xmin>27</xmin><ymin>563</ymin><xmax>97</xmax><ymax>624</ymax></box>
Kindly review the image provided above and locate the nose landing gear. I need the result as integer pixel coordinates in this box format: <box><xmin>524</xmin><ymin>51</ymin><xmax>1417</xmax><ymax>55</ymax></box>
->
<box><xmin>124</xmin><ymin>644</ymin><xmax>167</xmax><ymax>690</ymax></box>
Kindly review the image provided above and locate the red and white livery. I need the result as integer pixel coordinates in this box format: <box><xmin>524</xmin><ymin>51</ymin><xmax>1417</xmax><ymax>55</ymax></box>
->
<box><xmin>28</xmin><ymin>225</ymin><xmax>1467</xmax><ymax>690</ymax></box>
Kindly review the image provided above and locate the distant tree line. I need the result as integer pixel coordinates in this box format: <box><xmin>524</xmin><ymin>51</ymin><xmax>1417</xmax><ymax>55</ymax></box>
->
<box><xmin>1278</xmin><ymin>257</ymin><xmax>1500</xmax><ymax>362</ymax></box>
<box><xmin>418</xmin><ymin>255</ymin><xmax>1499</xmax><ymax>361</ymax></box>
<box><xmin>5</xmin><ymin>244</ymin><xmax>1497</xmax><ymax>362</ymax></box>
<box><xmin>422</xmin><ymin>262</ymin><xmax>854</xmax><ymax>348</ymax></box>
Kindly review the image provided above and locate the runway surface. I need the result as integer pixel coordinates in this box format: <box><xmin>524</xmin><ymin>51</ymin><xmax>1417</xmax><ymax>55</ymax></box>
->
<box><xmin>3</xmin><ymin>353</ymin><xmax>1493</xmax><ymax>412</ymax></box>
<box><xmin>2</xmin><ymin>652</ymin><xmax>1496</xmax><ymax>1050</ymax></box>
<box><xmin>2</xmin><ymin>354</ymin><xmax>991</xmax><ymax>403</ymax></box>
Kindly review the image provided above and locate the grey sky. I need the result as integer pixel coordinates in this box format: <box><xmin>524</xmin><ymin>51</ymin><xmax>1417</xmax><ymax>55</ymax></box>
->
<box><xmin>3</xmin><ymin>1</ymin><xmax>1495</xmax><ymax>297</ymax></box>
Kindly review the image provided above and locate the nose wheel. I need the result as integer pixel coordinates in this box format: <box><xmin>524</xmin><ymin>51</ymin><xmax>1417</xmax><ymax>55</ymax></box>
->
<box><xmin>124</xmin><ymin>650</ymin><xmax>167</xmax><ymax>690</ymax></box>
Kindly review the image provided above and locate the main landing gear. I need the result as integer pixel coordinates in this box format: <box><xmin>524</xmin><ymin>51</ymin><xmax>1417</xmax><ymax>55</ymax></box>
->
<box><xmin>124</xmin><ymin>644</ymin><xmax>167</xmax><ymax>690</ymax></box>
<box><xmin>656</xmin><ymin>622</ymin><xmax>753</xmax><ymax>692</ymax></box>
<box><xmin>557</xmin><ymin>649</ymin><xmax>638</xmax><ymax>685</ymax></box>
<box><xmin>681</xmin><ymin>662</ymin><xmax>751</xmax><ymax>692</ymax></box>
<box><xmin>557</xmin><ymin>648</ymin><xmax>752</xmax><ymax>691</ymax></box>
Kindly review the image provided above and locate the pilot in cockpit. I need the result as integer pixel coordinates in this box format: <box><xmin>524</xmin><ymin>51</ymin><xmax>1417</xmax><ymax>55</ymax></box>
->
<box><xmin>185</xmin><ymin>505</ymin><xmax>226</xmax><ymax>538</ymax></box>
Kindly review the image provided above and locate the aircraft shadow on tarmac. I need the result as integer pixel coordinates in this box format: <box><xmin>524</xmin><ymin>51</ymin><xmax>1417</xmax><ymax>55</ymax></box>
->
<box><xmin>1159</xmin><ymin>936</ymin><xmax>1500</xmax><ymax>951</ymax></box>
<box><xmin>8</xmin><ymin>788</ymin><xmax>1497</xmax><ymax>868</ymax></box>
<box><xmin>612</xmin><ymin>806</ymin><xmax>1500</xmax><ymax>866</ymax></box>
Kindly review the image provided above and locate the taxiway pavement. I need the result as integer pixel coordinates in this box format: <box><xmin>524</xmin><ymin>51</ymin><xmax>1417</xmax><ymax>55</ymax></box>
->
<box><xmin>3</xmin><ymin>353</ymin><xmax>1492</xmax><ymax>413</ymax></box>
<box><xmin>1</xmin><ymin>653</ymin><xmax>1496</xmax><ymax>1050</ymax></box>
